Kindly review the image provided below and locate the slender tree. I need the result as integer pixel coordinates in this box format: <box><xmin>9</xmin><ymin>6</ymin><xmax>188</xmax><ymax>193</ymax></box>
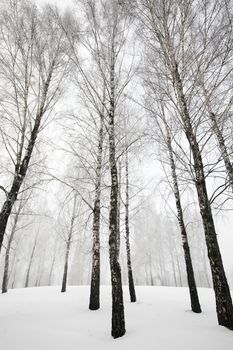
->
<box><xmin>157</xmin><ymin>109</ymin><xmax>201</xmax><ymax>312</ymax></box>
<box><xmin>77</xmin><ymin>0</ymin><xmax>135</xmax><ymax>337</ymax></box>
<box><xmin>137</xmin><ymin>0</ymin><xmax>233</xmax><ymax>329</ymax></box>
<box><xmin>2</xmin><ymin>202</ymin><xmax>22</xmax><ymax>293</ymax></box>
<box><xmin>89</xmin><ymin>93</ymin><xmax>105</xmax><ymax>310</ymax></box>
<box><xmin>124</xmin><ymin>146</ymin><xmax>136</xmax><ymax>302</ymax></box>
<box><xmin>2</xmin><ymin>183</ymin><xmax>39</xmax><ymax>293</ymax></box>
<box><xmin>61</xmin><ymin>193</ymin><xmax>78</xmax><ymax>293</ymax></box>
<box><xmin>56</xmin><ymin>7</ymin><xmax>107</xmax><ymax>309</ymax></box>
<box><xmin>195</xmin><ymin>0</ymin><xmax>233</xmax><ymax>193</ymax></box>
<box><xmin>25</xmin><ymin>231</ymin><xmax>39</xmax><ymax>288</ymax></box>
<box><xmin>48</xmin><ymin>239</ymin><xmax>58</xmax><ymax>286</ymax></box>
<box><xmin>108</xmin><ymin>36</ymin><xmax>125</xmax><ymax>337</ymax></box>
<box><xmin>0</xmin><ymin>0</ymin><xmax>70</xmax><ymax>252</ymax></box>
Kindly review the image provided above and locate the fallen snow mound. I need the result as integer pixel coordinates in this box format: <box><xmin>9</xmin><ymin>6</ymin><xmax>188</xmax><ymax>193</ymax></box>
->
<box><xmin>0</xmin><ymin>286</ymin><xmax>232</xmax><ymax>350</ymax></box>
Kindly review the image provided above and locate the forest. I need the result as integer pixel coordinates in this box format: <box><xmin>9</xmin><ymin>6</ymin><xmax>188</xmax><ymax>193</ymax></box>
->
<box><xmin>0</xmin><ymin>0</ymin><xmax>233</xmax><ymax>348</ymax></box>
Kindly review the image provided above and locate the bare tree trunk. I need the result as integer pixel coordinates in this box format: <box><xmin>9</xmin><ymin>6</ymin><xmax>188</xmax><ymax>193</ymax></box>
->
<box><xmin>202</xmin><ymin>245</ymin><xmax>211</xmax><ymax>288</ymax></box>
<box><xmin>89</xmin><ymin>110</ymin><xmax>104</xmax><ymax>310</ymax></box>
<box><xmin>201</xmin><ymin>85</ymin><xmax>233</xmax><ymax>191</ymax></box>
<box><xmin>36</xmin><ymin>248</ymin><xmax>46</xmax><ymax>287</ymax></box>
<box><xmin>8</xmin><ymin>255</ymin><xmax>17</xmax><ymax>288</ymax></box>
<box><xmin>61</xmin><ymin>249</ymin><xmax>69</xmax><ymax>293</ymax></box>
<box><xmin>25</xmin><ymin>233</ymin><xmax>38</xmax><ymax>288</ymax></box>
<box><xmin>48</xmin><ymin>237</ymin><xmax>58</xmax><ymax>286</ymax></box>
<box><xmin>0</xmin><ymin>66</ymin><xmax>54</xmax><ymax>253</ymax></box>
<box><xmin>209</xmin><ymin>112</ymin><xmax>233</xmax><ymax>190</ymax></box>
<box><xmin>144</xmin><ymin>263</ymin><xmax>149</xmax><ymax>285</ymax></box>
<box><xmin>173</xmin><ymin>62</ymin><xmax>233</xmax><ymax>328</ymax></box>
<box><xmin>108</xmin><ymin>58</ymin><xmax>125</xmax><ymax>338</ymax></box>
<box><xmin>149</xmin><ymin>256</ymin><xmax>154</xmax><ymax>286</ymax></box>
<box><xmin>48</xmin><ymin>252</ymin><xmax>56</xmax><ymax>286</ymax></box>
<box><xmin>2</xmin><ymin>207</ymin><xmax>21</xmax><ymax>293</ymax></box>
<box><xmin>165</xmin><ymin>123</ymin><xmax>201</xmax><ymax>312</ymax></box>
<box><xmin>125</xmin><ymin>148</ymin><xmax>136</xmax><ymax>302</ymax></box>
<box><xmin>158</xmin><ymin>244</ymin><xmax>166</xmax><ymax>285</ymax></box>
<box><xmin>169</xmin><ymin>244</ymin><xmax>178</xmax><ymax>287</ymax></box>
<box><xmin>2</xmin><ymin>236</ymin><xmax>14</xmax><ymax>293</ymax></box>
<box><xmin>61</xmin><ymin>194</ymin><xmax>77</xmax><ymax>293</ymax></box>
<box><xmin>11</xmin><ymin>268</ymin><xmax>17</xmax><ymax>289</ymax></box>
<box><xmin>0</xmin><ymin>179</ymin><xmax>22</xmax><ymax>253</ymax></box>
<box><xmin>176</xmin><ymin>254</ymin><xmax>183</xmax><ymax>287</ymax></box>
<box><xmin>117</xmin><ymin>161</ymin><xmax>122</xmax><ymax>259</ymax></box>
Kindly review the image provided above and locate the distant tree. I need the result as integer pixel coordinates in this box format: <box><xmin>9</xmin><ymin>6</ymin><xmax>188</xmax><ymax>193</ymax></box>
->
<box><xmin>61</xmin><ymin>193</ymin><xmax>78</xmax><ymax>293</ymax></box>
<box><xmin>25</xmin><ymin>231</ymin><xmax>39</xmax><ymax>288</ymax></box>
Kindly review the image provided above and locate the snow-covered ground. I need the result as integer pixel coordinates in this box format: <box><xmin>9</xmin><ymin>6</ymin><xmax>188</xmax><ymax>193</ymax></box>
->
<box><xmin>0</xmin><ymin>286</ymin><xmax>232</xmax><ymax>350</ymax></box>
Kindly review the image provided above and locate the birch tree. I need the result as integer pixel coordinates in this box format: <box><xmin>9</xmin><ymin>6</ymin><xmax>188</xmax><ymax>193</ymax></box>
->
<box><xmin>61</xmin><ymin>193</ymin><xmax>78</xmax><ymax>293</ymax></box>
<box><xmin>79</xmin><ymin>0</ymin><xmax>135</xmax><ymax>337</ymax></box>
<box><xmin>54</xmin><ymin>6</ymin><xmax>107</xmax><ymax>310</ymax></box>
<box><xmin>25</xmin><ymin>230</ymin><xmax>39</xmax><ymax>288</ymax></box>
<box><xmin>2</xmin><ymin>198</ymin><xmax>23</xmax><ymax>293</ymax></box>
<box><xmin>149</xmin><ymin>101</ymin><xmax>202</xmax><ymax>311</ymax></box>
<box><xmin>195</xmin><ymin>0</ymin><xmax>233</xmax><ymax>196</ymax></box>
<box><xmin>137</xmin><ymin>0</ymin><xmax>233</xmax><ymax>329</ymax></box>
<box><xmin>124</xmin><ymin>145</ymin><xmax>137</xmax><ymax>302</ymax></box>
<box><xmin>1</xmin><ymin>187</ymin><xmax>33</xmax><ymax>293</ymax></box>
<box><xmin>0</xmin><ymin>0</ymin><xmax>70</xmax><ymax>252</ymax></box>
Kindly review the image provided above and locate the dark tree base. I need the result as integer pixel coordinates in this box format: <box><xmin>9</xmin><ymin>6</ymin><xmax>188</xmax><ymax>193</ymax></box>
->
<box><xmin>183</xmin><ymin>242</ymin><xmax>202</xmax><ymax>314</ymax></box>
<box><xmin>112</xmin><ymin>328</ymin><xmax>126</xmax><ymax>339</ymax></box>
<box><xmin>129</xmin><ymin>290</ymin><xmax>136</xmax><ymax>303</ymax></box>
<box><xmin>111</xmin><ymin>261</ymin><xmax>126</xmax><ymax>339</ymax></box>
<box><xmin>89</xmin><ymin>306</ymin><xmax>100</xmax><ymax>310</ymax></box>
<box><xmin>219</xmin><ymin>320</ymin><xmax>233</xmax><ymax>330</ymax></box>
<box><xmin>2</xmin><ymin>275</ymin><xmax>7</xmax><ymax>294</ymax></box>
<box><xmin>192</xmin><ymin>307</ymin><xmax>202</xmax><ymax>313</ymax></box>
<box><xmin>89</xmin><ymin>302</ymin><xmax>100</xmax><ymax>311</ymax></box>
<box><xmin>216</xmin><ymin>290</ymin><xmax>233</xmax><ymax>330</ymax></box>
<box><xmin>89</xmin><ymin>270</ymin><xmax>100</xmax><ymax>311</ymax></box>
<box><xmin>189</xmin><ymin>288</ymin><xmax>202</xmax><ymax>314</ymax></box>
<box><xmin>129</xmin><ymin>276</ymin><xmax>136</xmax><ymax>303</ymax></box>
<box><xmin>218</xmin><ymin>311</ymin><xmax>233</xmax><ymax>330</ymax></box>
